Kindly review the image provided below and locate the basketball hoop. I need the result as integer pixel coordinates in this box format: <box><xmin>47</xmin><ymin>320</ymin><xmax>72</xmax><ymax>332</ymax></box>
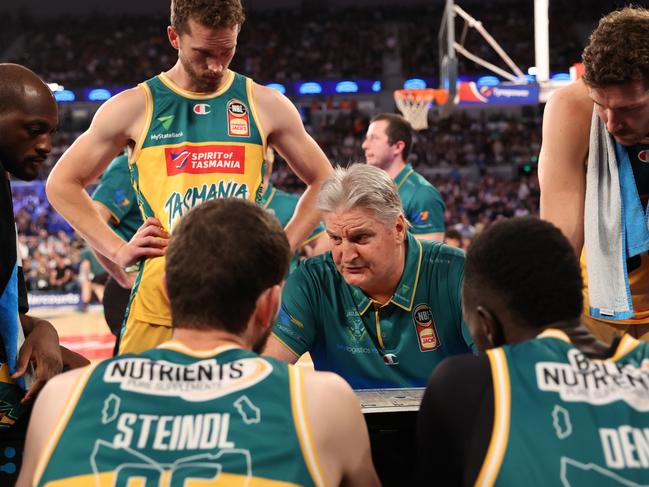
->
<box><xmin>393</xmin><ymin>88</ymin><xmax>448</xmax><ymax>130</ymax></box>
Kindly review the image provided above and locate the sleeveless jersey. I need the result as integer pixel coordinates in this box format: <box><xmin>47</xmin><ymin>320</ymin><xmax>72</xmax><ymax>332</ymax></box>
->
<box><xmin>127</xmin><ymin>71</ymin><xmax>267</xmax><ymax>326</ymax></box>
<box><xmin>477</xmin><ymin>329</ymin><xmax>649</xmax><ymax>486</ymax></box>
<box><xmin>34</xmin><ymin>343</ymin><xmax>324</xmax><ymax>487</ymax></box>
<box><xmin>582</xmin><ymin>143</ymin><xmax>649</xmax><ymax>324</ymax></box>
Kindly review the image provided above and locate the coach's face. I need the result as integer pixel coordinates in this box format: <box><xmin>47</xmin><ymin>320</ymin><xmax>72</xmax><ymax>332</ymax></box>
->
<box><xmin>590</xmin><ymin>79</ymin><xmax>649</xmax><ymax>146</ymax></box>
<box><xmin>324</xmin><ymin>207</ymin><xmax>406</xmax><ymax>297</ymax></box>
<box><xmin>168</xmin><ymin>18</ymin><xmax>239</xmax><ymax>92</ymax></box>
<box><xmin>0</xmin><ymin>89</ymin><xmax>58</xmax><ymax>181</ymax></box>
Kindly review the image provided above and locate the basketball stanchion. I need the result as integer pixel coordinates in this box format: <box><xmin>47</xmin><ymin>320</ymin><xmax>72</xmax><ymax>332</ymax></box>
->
<box><xmin>393</xmin><ymin>88</ymin><xmax>449</xmax><ymax>130</ymax></box>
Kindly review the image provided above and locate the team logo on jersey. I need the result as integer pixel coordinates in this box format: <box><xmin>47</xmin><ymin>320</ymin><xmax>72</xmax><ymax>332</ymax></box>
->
<box><xmin>412</xmin><ymin>303</ymin><xmax>440</xmax><ymax>352</ymax></box>
<box><xmin>157</xmin><ymin>114</ymin><xmax>175</xmax><ymax>130</ymax></box>
<box><xmin>411</xmin><ymin>211</ymin><xmax>429</xmax><ymax>224</ymax></box>
<box><xmin>193</xmin><ymin>103</ymin><xmax>211</xmax><ymax>115</ymax></box>
<box><xmin>639</xmin><ymin>149</ymin><xmax>649</xmax><ymax>163</ymax></box>
<box><xmin>227</xmin><ymin>99</ymin><xmax>250</xmax><ymax>137</ymax></box>
<box><xmin>346</xmin><ymin>310</ymin><xmax>366</xmax><ymax>342</ymax></box>
<box><xmin>165</xmin><ymin>145</ymin><xmax>245</xmax><ymax>176</ymax></box>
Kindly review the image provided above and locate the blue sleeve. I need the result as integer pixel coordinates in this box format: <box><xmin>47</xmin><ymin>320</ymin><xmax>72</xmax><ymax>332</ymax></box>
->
<box><xmin>92</xmin><ymin>155</ymin><xmax>137</xmax><ymax>224</ymax></box>
<box><xmin>271</xmin><ymin>266</ymin><xmax>318</xmax><ymax>356</ymax></box>
<box><xmin>407</xmin><ymin>186</ymin><xmax>446</xmax><ymax>234</ymax></box>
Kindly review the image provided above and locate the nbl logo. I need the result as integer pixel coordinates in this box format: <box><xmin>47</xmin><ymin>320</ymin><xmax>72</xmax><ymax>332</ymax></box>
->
<box><xmin>193</xmin><ymin>103</ymin><xmax>211</xmax><ymax>115</ymax></box>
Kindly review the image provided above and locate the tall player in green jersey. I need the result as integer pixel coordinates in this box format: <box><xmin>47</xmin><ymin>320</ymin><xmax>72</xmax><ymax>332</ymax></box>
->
<box><xmin>418</xmin><ymin>217</ymin><xmax>649</xmax><ymax>486</ymax></box>
<box><xmin>17</xmin><ymin>199</ymin><xmax>379</xmax><ymax>487</ymax></box>
<box><xmin>363</xmin><ymin>113</ymin><xmax>445</xmax><ymax>241</ymax></box>
<box><xmin>46</xmin><ymin>0</ymin><xmax>333</xmax><ymax>354</ymax></box>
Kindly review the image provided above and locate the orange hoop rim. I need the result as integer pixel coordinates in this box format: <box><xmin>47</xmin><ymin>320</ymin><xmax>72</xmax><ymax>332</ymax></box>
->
<box><xmin>394</xmin><ymin>88</ymin><xmax>449</xmax><ymax>105</ymax></box>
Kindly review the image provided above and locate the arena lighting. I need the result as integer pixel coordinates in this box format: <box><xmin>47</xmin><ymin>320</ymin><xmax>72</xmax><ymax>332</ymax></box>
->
<box><xmin>551</xmin><ymin>72</ymin><xmax>571</xmax><ymax>81</ymax></box>
<box><xmin>335</xmin><ymin>81</ymin><xmax>359</xmax><ymax>93</ymax></box>
<box><xmin>403</xmin><ymin>78</ymin><xmax>427</xmax><ymax>89</ymax></box>
<box><xmin>47</xmin><ymin>83</ymin><xmax>64</xmax><ymax>92</ymax></box>
<box><xmin>87</xmin><ymin>88</ymin><xmax>112</xmax><ymax>101</ymax></box>
<box><xmin>371</xmin><ymin>80</ymin><xmax>381</xmax><ymax>92</ymax></box>
<box><xmin>54</xmin><ymin>90</ymin><xmax>76</xmax><ymax>102</ymax></box>
<box><xmin>266</xmin><ymin>83</ymin><xmax>286</xmax><ymax>94</ymax></box>
<box><xmin>477</xmin><ymin>76</ymin><xmax>500</xmax><ymax>87</ymax></box>
<box><xmin>297</xmin><ymin>82</ymin><xmax>322</xmax><ymax>95</ymax></box>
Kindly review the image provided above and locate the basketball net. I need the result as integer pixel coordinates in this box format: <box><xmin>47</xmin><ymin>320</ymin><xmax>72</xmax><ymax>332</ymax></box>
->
<box><xmin>394</xmin><ymin>88</ymin><xmax>448</xmax><ymax>130</ymax></box>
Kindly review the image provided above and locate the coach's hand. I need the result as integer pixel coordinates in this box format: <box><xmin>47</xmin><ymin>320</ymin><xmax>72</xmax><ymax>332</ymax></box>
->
<box><xmin>115</xmin><ymin>217</ymin><xmax>169</xmax><ymax>268</ymax></box>
<box><xmin>13</xmin><ymin>318</ymin><xmax>62</xmax><ymax>404</ymax></box>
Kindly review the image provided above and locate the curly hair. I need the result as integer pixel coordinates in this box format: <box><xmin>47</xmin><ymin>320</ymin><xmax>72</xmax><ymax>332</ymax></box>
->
<box><xmin>171</xmin><ymin>0</ymin><xmax>245</xmax><ymax>34</ymax></box>
<box><xmin>582</xmin><ymin>7</ymin><xmax>649</xmax><ymax>87</ymax></box>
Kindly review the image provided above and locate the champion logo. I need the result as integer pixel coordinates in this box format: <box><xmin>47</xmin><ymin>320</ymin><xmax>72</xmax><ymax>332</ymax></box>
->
<box><xmin>171</xmin><ymin>150</ymin><xmax>191</xmax><ymax>170</ymax></box>
<box><xmin>639</xmin><ymin>150</ymin><xmax>649</xmax><ymax>163</ymax></box>
<box><xmin>193</xmin><ymin>103</ymin><xmax>211</xmax><ymax>115</ymax></box>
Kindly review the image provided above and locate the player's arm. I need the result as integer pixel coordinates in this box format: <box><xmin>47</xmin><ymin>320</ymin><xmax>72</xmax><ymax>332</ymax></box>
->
<box><xmin>46</xmin><ymin>88</ymin><xmax>167</xmax><ymax>268</ymax></box>
<box><xmin>302</xmin><ymin>370</ymin><xmax>380</xmax><ymax>486</ymax></box>
<box><xmin>538</xmin><ymin>80</ymin><xmax>592</xmax><ymax>254</ymax></box>
<box><xmin>264</xmin><ymin>265</ymin><xmax>319</xmax><ymax>364</ymax></box>
<box><xmin>16</xmin><ymin>367</ymin><xmax>87</xmax><ymax>487</ymax></box>
<box><xmin>254</xmin><ymin>84</ymin><xmax>333</xmax><ymax>252</ymax></box>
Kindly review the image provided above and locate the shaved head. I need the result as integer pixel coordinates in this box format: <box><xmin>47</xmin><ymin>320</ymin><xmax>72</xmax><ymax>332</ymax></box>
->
<box><xmin>0</xmin><ymin>64</ymin><xmax>58</xmax><ymax>180</ymax></box>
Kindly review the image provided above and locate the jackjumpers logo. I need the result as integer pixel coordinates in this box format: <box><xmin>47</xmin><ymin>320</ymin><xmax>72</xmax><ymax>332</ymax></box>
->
<box><xmin>165</xmin><ymin>145</ymin><xmax>245</xmax><ymax>176</ymax></box>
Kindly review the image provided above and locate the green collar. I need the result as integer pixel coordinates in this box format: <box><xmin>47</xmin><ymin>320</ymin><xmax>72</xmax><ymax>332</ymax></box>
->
<box><xmin>393</xmin><ymin>163</ymin><xmax>415</xmax><ymax>190</ymax></box>
<box><xmin>260</xmin><ymin>183</ymin><xmax>276</xmax><ymax>208</ymax></box>
<box><xmin>346</xmin><ymin>232</ymin><xmax>423</xmax><ymax>315</ymax></box>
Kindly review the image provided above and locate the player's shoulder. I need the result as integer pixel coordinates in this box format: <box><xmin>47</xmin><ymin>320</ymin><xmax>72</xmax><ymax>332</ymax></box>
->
<box><xmin>544</xmin><ymin>79</ymin><xmax>593</xmax><ymax>121</ymax></box>
<box><xmin>425</xmin><ymin>353</ymin><xmax>489</xmax><ymax>396</ymax></box>
<box><xmin>299</xmin><ymin>368</ymin><xmax>357</xmax><ymax>403</ymax></box>
<box><xmin>420</xmin><ymin>238</ymin><xmax>465</xmax><ymax>263</ymax></box>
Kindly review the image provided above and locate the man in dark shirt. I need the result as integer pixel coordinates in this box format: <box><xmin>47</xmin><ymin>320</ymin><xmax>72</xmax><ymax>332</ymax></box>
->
<box><xmin>415</xmin><ymin>217</ymin><xmax>649</xmax><ymax>486</ymax></box>
<box><xmin>0</xmin><ymin>63</ymin><xmax>88</xmax><ymax>483</ymax></box>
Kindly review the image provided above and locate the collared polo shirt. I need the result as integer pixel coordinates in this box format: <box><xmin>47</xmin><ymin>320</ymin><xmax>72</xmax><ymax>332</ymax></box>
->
<box><xmin>272</xmin><ymin>232</ymin><xmax>474</xmax><ymax>388</ymax></box>
<box><xmin>261</xmin><ymin>183</ymin><xmax>325</xmax><ymax>272</ymax></box>
<box><xmin>394</xmin><ymin>164</ymin><xmax>445</xmax><ymax>235</ymax></box>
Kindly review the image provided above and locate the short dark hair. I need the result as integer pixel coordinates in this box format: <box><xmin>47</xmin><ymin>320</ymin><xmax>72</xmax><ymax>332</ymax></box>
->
<box><xmin>465</xmin><ymin>217</ymin><xmax>583</xmax><ymax>327</ymax></box>
<box><xmin>582</xmin><ymin>7</ymin><xmax>649</xmax><ymax>87</ymax></box>
<box><xmin>171</xmin><ymin>0</ymin><xmax>245</xmax><ymax>34</ymax></box>
<box><xmin>370</xmin><ymin>113</ymin><xmax>413</xmax><ymax>159</ymax></box>
<box><xmin>166</xmin><ymin>198</ymin><xmax>290</xmax><ymax>333</ymax></box>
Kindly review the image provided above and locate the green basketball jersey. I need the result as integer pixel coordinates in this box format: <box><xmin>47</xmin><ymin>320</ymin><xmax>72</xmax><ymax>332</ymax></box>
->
<box><xmin>34</xmin><ymin>343</ymin><xmax>324</xmax><ymax>487</ymax></box>
<box><xmin>393</xmin><ymin>164</ymin><xmax>445</xmax><ymax>235</ymax></box>
<box><xmin>478</xmin><ymin>329</ymin><xmax>649</xmax><ymax>487</ymax></box>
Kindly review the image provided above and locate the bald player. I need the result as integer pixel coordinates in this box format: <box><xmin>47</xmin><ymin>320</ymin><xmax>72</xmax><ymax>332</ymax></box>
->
<box><xmin>17</xmin><ymin>199</ymin><xmax>379</xmax><ymax>487</ymax></box>
<box><xmin>539</xmin><ymin>7</ymin><xmax>649</xmax><ymax>342</ymax></box>
<box><xmin>46</xmin><ymin>0</ymin><xmax>333</xmax><ymax>354</ymax></box>
<box><xmin>0</xmin><ymin>63</ymin><xmax>88</xmax><ymax>483</ymax></box>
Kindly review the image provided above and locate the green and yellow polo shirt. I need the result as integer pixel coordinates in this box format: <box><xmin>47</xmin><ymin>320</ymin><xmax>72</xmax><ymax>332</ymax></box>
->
<box><xmin>394</xmin><ymin>164</ymin><xmax>445</xmax><ymax>235</ymax></box>
<box><xmin>272</xmin><ymin>232</ymin><xmax>474</xmax><ymax>389</ymax></box>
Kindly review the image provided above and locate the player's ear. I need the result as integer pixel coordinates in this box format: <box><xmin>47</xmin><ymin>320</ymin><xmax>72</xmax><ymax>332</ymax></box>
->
<box><xmin>476</xmin><ymin>305</ymin><xmax>505</xmax><ymax>349</ymax></box>
<box><xmin>168</xmin><ymin>26</ymin><xmax>180</xmax><ymax>50</ymax></box>
<box><xmin>256</xmin><ymin>284</ymin><xmax>282</xmax><ymax>330</ymax></box>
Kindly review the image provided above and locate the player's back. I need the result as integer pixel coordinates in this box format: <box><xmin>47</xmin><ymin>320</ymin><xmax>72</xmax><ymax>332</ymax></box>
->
<box><xmin>34</xmin><ymin>343</ymin><xmax>321</xmax><ymax>486</ymax></box>
<box><xmin>483</xmin><ymin>329</ymin><xmax>649</xmax><ymax>486</ymax></box>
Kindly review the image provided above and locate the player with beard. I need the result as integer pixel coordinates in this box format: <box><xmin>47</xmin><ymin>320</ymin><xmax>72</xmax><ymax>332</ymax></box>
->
<box><xmin>17</xmin><ymin>199</ymin><xmax>379</xmax><ymax>487</ymax></box>
<box><xmin>46</xmin><ymin>0</ymin><xmax>333</xmax><ymax>355</ymax></box>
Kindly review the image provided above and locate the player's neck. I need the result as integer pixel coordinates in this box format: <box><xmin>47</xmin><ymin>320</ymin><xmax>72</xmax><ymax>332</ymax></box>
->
<box><xmin>164</xmin><ymin>62</ymin><xmax>229</xmax><ymax>94</ymax></box>
<box><xmin>172</xmin><ymin>327</ymin><xmax>247</xmax><ymax>351</ymax></box>
<box><xmin>384</xmin><ymin>159</ymin><xmax>407</xmax><ymax>180</ymax></box>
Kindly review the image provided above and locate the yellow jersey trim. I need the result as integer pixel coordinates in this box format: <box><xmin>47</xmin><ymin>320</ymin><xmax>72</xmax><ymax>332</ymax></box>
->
<box><xmin>158</xmin><ymin>70</ymin><xmax>235</xmax><ymax>99</ymax></box>
<box><xmin>395</xmin><ymin>168</ymin><xmax>415</xmax><ymax>190</ymax></box>
<box><xmin>131</xmin><ymin>83</ymin><xmax>153</xmax><ymax>163</ymax></box>
<box><xmin>262</xmin><ymin>187</ymin><xmax>277</xmax><ymax>209</ymax></box>
<box><xmin>302</xmin><ymin>228</ymin><xmax>326</xmax><ymax>245</ymax></box>
<box><xmin>247</xmin><ymin>78</ymin><xmax>268</xmax><ymax>154</ymax></box>
<box><xmin>476</xmin><ymin>348</ymin><xmax>511</xmax><ymax>487</ymax></box>
<box><xmin>290</xmin><ymin>367</ymin><xmax>326</xmax><ymax>487</ymax></box>
<box><xmin>156</xmin><ymin>340</ymin><xmax>240</xmax><ymax>358</ymax></box>
<box><xmin>610</xmin><ymin>334</ymin><xmax>640</xmax><ymax>361</ymax></box>
<box><xmin>373</xmin><ymin>305</ymin><xmax>385</xmax><ymax>350</ymax></box>
<box><xmin>537</xmin><ymin>328</ymin><xmax>571</xmax><ymax>343</ymax></box>
<box><xmin>33</xmin><ymin>364</ymin><xmax>99</xmax><ymax>486</ymax></box>
<box><xmin>390</xmin><ymin>238</ymin><xmax>423</xmax><ymax>312</ymax></box>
